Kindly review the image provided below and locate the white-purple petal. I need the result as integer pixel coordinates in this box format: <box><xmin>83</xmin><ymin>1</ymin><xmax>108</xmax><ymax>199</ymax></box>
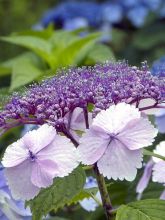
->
<box><xmin>37</xmin><ymin>135</ymin><xmax>79</xmax><ymax>178</ymax></box>
<box><xmin>152</xmin><ymin>161</ymin><xmax>165</xmax><ymax>184</ymax></box>
<box><xmin>136</xmin><ymin>159</ymin><xmax>154</xmax><ymax>195</ymax></box>
<box><xmin>23</xmin><ymin>124</ymin><xmax>56</xmax><ymax>154</ymax></box>
<box><xmin>118</xmin><ymin>117</ymin><xmax>157</xmax><ymax>150</ymax></box>
<box><xmin>5</xmin><ymin>160</ymin><xmax>40</xmax><ymax>200</ymax></box>
<box><xmin>97</xmin><ymin>139</ymin><xmax>143</xmax><ymax>181</ymax></box>
<box><xmin>78</xmin><ymin>128</ymin><xmax>109</xmax><ymax>165</ymax></box>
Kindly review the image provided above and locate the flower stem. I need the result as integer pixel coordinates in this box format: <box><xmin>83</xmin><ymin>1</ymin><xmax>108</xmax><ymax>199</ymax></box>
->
<box><xmin>93</xmin><ymin>165</ymin><xmax>113</xmax><ymax>220</ymax></box>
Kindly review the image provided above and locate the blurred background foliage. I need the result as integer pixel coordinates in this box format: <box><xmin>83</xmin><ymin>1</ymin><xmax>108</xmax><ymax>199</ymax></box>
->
<box><xmin>0</xmin><ymin>1</ymin><xmax>164</xmax><ymax>219</ymax></box>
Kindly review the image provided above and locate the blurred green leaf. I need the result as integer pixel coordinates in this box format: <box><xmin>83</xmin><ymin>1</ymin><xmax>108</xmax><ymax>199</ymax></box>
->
<box><xmin>0</xmin><ymin>65</ymin><xmax>11</xmax><ymax>76</ymax></box>
<box><xmin>49</xmin><ymin>31</ymin><xmax>78</xmax><ymax>49</ymax></box>
<box><xmin>133</xmin><ymin>23</ymin><xmax>165</xmax><ymax>50</ymax></box>
<box><xmin>53</xmin><ymin>33</ymin><xmax>101</xmax><ymax>68</ymax></box>
<box><xmin>10</xmin><ymin>54</ymin><xmax>44</xmax><ymax>90</ymax></box>
<box><xmin>0</xmin><ymin>87</ymin><xmax>10</xmax><ymax>108</ymax></box>
<box><xmin>27</xmin><ymin>167</ymin><xmax>86</xmax><ymax>220</ymax></box>
<box><xmin>1</xmin><ymin>35</ymin><xmax>52</xmax><ymax>65</ymax></box>
<box><xmin>67</xmin><ymin>187</ymin><xmax>98</xmax><ymax>205</ymax></box>
<box><xmin>108</xmin><ymin>181</ymin><xmax>129</xmax><ymax>206</ymax></box>
<box><xmin>116</xmin><ymin>199</ymin><xmax>165</xmax><ymax>220</ymax></box>
<box><xmin>13</xmin><ymin>25</ymin><xmax>54</xmax><ymax>39</ymax></box>
<box><xmin>86</xmin><ymin>44</ymin><xmax>115</xmax><ymax>64</ymax></box>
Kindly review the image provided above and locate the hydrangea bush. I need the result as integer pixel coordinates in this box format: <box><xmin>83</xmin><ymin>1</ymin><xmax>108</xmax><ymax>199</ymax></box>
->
<box><xmin>0</xmin><ymin>61</ymin><xmax>165</xmax><ymax>220</ymax></box>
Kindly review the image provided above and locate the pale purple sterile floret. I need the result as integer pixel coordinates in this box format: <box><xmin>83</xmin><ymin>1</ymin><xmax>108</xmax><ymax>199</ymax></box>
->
<box><xmin>78</xmin><ymin>103</ymin><xmax>158</xmax><ymax>181</ymax></box>
<box><xmin>154</xmin><ymin>103</ymin><xmax>165</xmax><ymax>133</ymax></box>
<box><xmin>152</xmin><ymin>141</ymin><xmax>165</xmax><ymax>184</ymax></box>
<box><xmin>136</xmin><ymin>159</ymin><xmax>154</xmax><ymax>199</ymax></box>
<box><xmin>0</xmin><ymin>61</ymin><xmax>164</xmax><ymax>136</ymax></box>
<box><xmin>2</xmin><ymin>124</ymin><xmax>79</xmax><ymax>200</ymax></box>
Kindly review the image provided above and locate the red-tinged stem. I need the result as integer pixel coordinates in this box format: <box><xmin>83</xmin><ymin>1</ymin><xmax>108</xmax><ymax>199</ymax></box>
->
<box><xmin>93</xmin><ymin>165</ymin><xmax>113</xmax><ymax>220</ymax></box>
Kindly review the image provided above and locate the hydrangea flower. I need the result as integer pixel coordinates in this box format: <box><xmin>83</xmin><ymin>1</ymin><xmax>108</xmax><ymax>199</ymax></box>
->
<box><xmin>78</xmin><ymin>103</ymin><xmax>157</xmax><ymax>181</ymax></box>
<box><xmin>0</xmin><ymin>166</ymin><xmax>31</xmax><ymax>220</ymax></box>
<box><xmin>38</xmin><ymin>0</ymin><xmax>164</xmax><ymax>30</ymax></box>
<box><xmin>79</xmin><ymin>176</ymin><xmax>101</xmax><ymax>212</ymax></box>
<box><xmin>2</xmin><ymin>124</ymin><xmax>79</xmax><ymax>200</ymax></box>
<box><xmin>127</xmin><ymin>6</ymin><xmax>149</xmax><ymax>27</ymax></box>
<box><xmin>152</xmin><ymin>141</ymin><xmax>165</xmax><ymax>184</ymax></box>
<box><xmin>0</xmin><ymin>61</ymin><xmax>164</xmax><ymax>137</ymax></box>
<box><xmin>151</xmin><ymin>56</ymin><xmax>165</xmax><ymax>77</ymax></box>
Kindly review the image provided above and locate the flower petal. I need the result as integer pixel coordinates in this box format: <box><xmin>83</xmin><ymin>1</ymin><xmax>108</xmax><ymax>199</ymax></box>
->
<box><xmin>70</xmin><ymin>107</ymin><xmax>92</xmax><ymax>131</ymax></box>
<box><xmin>155</xmin><ymin>115</ymin><xmax>165</xmax><ymax>134</ymax></box>
<box><xmin>2</xmin><ymin>139</ymin><xmax>28</xmax><ymax>168</ymax></box>
<box><xmin>153</xmin><ymin>141</ymin><xmax>165</xmax><ymax>163</ymax></box>
<box><xmin>78</xmin><ymin>128</ymin><xmax>109</xmax><ymax>165</ymax></box>
<box><xmin>136</xmin><ymin>159</ymin><xmax>154</xmax><ymax>194</ymax></box>
<box><xmin>93</xmin><ymin>103</ymin><xmax>140</xmax><ymax>134</ymax></box>
<box><xmin>117</xmin><ymin>117</ymin><xmax>157</xmax><ymax>150</ymax></box>
<box><xmin>152</xmin><ymin>161</ymin><xmax>165</xmax><ymax>184</ymax></box>
<box><xmin>37</xmin><ymin>135</ymin><xmax>79</xmax><ymax>177</ymax></box>
<box><xmin>138</xmin><ymin>98</ymin><xmax>157</xmax><ymax>115</ymax></box>
<box><xmin>5</xmin><ymin>160</ymin><xmax>40</xmax><ymax>200</ymax></box>
<box><xmin>97</xmin><ymin>139</ymin><xmax>142</xmax><ymax>181</ymax></box>
<box><xmin>31</xmin><ymin>159</ymin><xmax>58</xmax><ymax>188</ymax></box>
<box><xmin>23</xmin><ymin>124</ymin><xmax>56</xmax><ymax>154</ymax></box>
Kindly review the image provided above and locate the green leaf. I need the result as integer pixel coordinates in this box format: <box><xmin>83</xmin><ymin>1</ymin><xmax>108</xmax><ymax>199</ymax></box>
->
<box><xmin>86</xmin><ymin>44</ymin><xmax>115</xmax><ymax>64</ymax></box>
<box><xmin>10</xmin><ymin>54</ymin><xmax>44</xmax><ymax>90</ymax></box>
<box><xmin>116</xmin><ymin>199</ymin><xmax>165</xmax><ymax>220</ymax></box>
<box><xmin>133</xmin><ymin>23</ymin><xmax>165</xmax><ymax>50</ymax></box>
<box><xmin>27</xmin><ymin>167</ymin><xmax>86</xmax><ymax>220</ymax></box>
<box><xmin>0</xmin><ymin>87</ymin><xmax>10</xmax><ymax>109</ymax></box>
<box><xmin>49</xmin><ymin>31</ymin><xmax>78</xmax><ymax>49</ymax></box>
<box><xmin>53</xmin><ymin>33</ymin><xmax>101</xmax><ymax>68</ymax></box>
<box><xmin>1</xmin><ymin>35</ymin><xmax>52</xmax><ymax>65</ymax></box>
<box><xmin>13</xmin><ymin>26</ymin><xmax>54</xmax><ymax>39</ymax></box>
<box><xmin>67</xmin><ymin>187</ymin><xmax>98</xmax><ymax>205</ymax></box>
<box><xmin>0</xmin><ymin>65</ymin><xmax>11</xmax><ymax>76</ymax></box>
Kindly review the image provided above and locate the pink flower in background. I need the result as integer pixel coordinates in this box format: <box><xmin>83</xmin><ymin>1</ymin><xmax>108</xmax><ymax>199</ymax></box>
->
<box><xmin>78</xmin><ymin>103</ymin><xmax>157</xmax><ymax>181</ymax></box>
<box><xmin>152</xmin><ymin>141</ymin><xmax>165</xmax><ymax>184</ymax></box>
<box><xmin>2</xmin><ymin>124</ymin><xmax>79</xmax><ymax>201</ymax></box>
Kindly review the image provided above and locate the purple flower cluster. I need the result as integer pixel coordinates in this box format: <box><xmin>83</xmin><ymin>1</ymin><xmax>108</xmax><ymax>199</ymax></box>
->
<box><xmin>0</xmin><ymin>61</ymin><xmax>164</xmax><ymax>136</ymax></box>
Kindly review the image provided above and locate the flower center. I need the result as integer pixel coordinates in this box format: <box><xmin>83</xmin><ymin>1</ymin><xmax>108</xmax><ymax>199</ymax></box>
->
<box><xmin>28</xmin><ymin>150</ymin><xmax>37</xmax><ymax>162</ymax></box>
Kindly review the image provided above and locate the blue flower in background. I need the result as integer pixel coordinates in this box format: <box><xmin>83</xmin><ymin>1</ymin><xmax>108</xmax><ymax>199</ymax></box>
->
<box><xmin>151</xmin><ymin>56</ymin><xmax>165</xmax><ymax>77</ymax></box>
<box><xmin>41</xmin><ymin>1</ymin><xmax>101</xmax><ymax>28</ymax></box>
<box><xmin>120</xmin><ymin>0</ymin><xmax>138</xmax><ymax>8</ymax></box>
<box><xmin>63</xmin><ymin>17</ymin><xmax>88</xmax><ymax>31</ymax></box>
<box><xmin>127</xmin><ymin>5</ymin><xmax>149</xmax><ymax>27</ymax></box>
<box><xmin>38</xmin><ymin>0</ymin><xmax>164</xmax><ymax>31</ymax></box>
<box><xmin>151</xmin><ymin>56</ymin><xmax>165</xmax><ymax>133</ymax></box>
<box><xmin>142</xmin><ymin>0</ymin><xmax>162</xmax><ymax>11</ymax></box>
<box><xmin>0</xmin><ymin>165</ymin><xmax>32</xmax><ymax>220</ymax></box>
<box><xmin>79</xmin><ymin>177</ymin><xmax>101</xmax><ymax>212</ymax></box>
<box><xmin>101</xmin><ymin>3</ymin><xmax>123</xmax><ymax>24</ymax></box>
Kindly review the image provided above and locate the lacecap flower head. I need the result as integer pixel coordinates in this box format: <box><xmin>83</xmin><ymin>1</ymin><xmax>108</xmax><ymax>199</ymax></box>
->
<box><xmin>2</xmin><ymin>124</ymin><xmax>79</xmax><ymax>200</ymax></box>
<box><xmin>0</xmin><ymin>61</ymin><xmax>164</xmax><ymax>135</ymax></box>
<box><xmin>78</xmin><ymin>103</ymin><xmax>158</xmax><ymax>181</ymax></box>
